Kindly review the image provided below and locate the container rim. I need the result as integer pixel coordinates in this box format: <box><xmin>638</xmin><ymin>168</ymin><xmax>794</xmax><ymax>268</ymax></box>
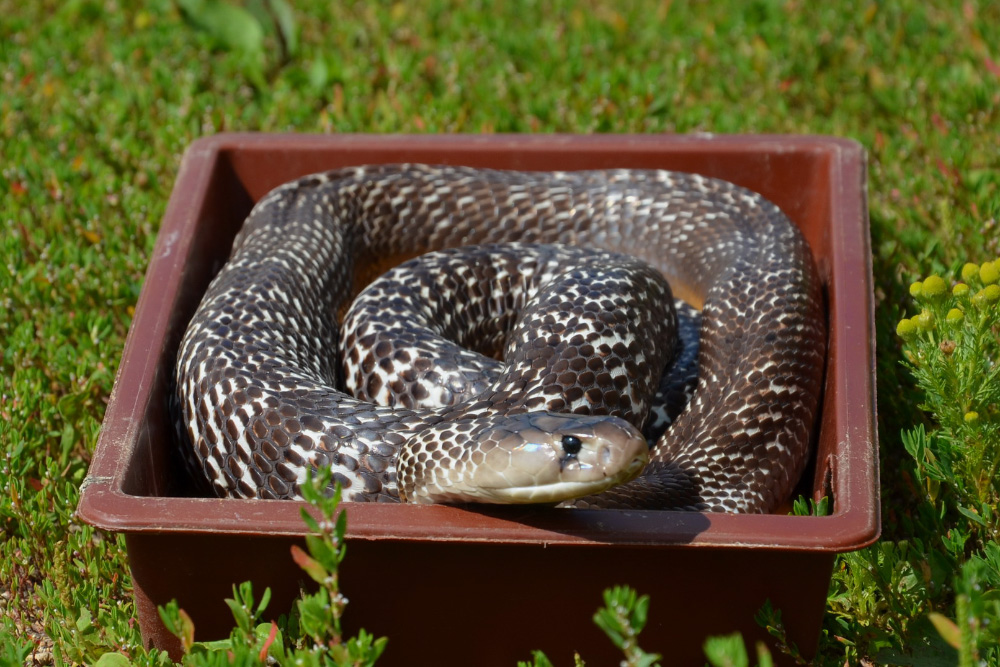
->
<box><xmin>78</xmin><ymin>132</ymin><xmax>879</xmax><ymax>553</ymax></box>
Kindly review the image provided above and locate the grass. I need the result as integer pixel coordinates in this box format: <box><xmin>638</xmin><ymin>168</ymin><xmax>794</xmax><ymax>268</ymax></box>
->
<box><xmin>1</xmin><ymin>0</ymin><xmax>999</xmax><ymax>663</ymax></box>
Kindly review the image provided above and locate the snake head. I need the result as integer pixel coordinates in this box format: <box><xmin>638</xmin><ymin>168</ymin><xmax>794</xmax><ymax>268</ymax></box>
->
<box><xmin>398</xmin><ymin>413</ymin><xmax>649</xmax><ymax>504</ymax></box>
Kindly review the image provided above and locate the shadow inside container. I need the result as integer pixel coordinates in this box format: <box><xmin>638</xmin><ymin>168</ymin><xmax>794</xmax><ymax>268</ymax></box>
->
<box><xmin>460</xmin><ymin>462</ymin><xmax>715</xmax><ymax>546</ymax></box>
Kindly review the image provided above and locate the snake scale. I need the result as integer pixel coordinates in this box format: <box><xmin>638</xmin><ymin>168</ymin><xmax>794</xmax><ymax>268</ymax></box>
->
<box><xmin>175</xmin><ymin>164</ymin><xmax>826</xmax><ymax>513</ymax></box>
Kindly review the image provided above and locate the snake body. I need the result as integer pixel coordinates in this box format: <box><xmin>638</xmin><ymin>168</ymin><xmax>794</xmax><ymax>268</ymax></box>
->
<box><xmin>340</xmin><ymin>242</ymin><xmax>683</xmax><ymax>503</ymax></box>
<box><xmin>176</xmin><ymin>165</ymin><xmax>826</xmax><ymax>513</ymax></box>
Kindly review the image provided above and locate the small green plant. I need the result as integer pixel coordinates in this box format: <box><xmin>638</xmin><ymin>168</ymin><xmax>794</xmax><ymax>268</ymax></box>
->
<box><xmin>150</xmin><ymin>469</ymin><xmax>386</xmax><ymax>666</ymax></box>
<box><xmin>0</xmin><ymin>636</ymin><xmax>32</xmax><ymax>667</ymax></box>
<box><xmin>519</xmin><ymin>586</ymin><xmax>794</xmax><ymax>667</ymax></box>
<box><xmin>752</xmin><ymin>600</ymin><xmax>808</xmax><ymax>665</ymax></box>
<box><xmin>591</xmin><ymin>586</ymin><xmax>662</xmax><ymax>667</ymax></box>
<box><xmin>815</xmin><ymin>258</ymin><xmax>1000</xmax><ymax>664</ymax></box>
<box><xmin>791</xmin><ymin>495</ymin><xmax>830</xmax><ymax>518</ymax></box>
<box><xmin>702</xmin><ymin>633</ymin><xmax>774</xmax><ymax>667</ymax></box>
<box><xmin>518</xmin><ymin>586</ymin><xmax>662</xmax><ymax>667</ymax></box>
<box><xmin>899</xmin><ymin>262</ymin><xmax>1000</xmax><ymax>542</ymax></box>
<box><xmin>928</xmin><ymin>543</ymin><xmax>1000</xmax><ymax>666</ymax></box>
<box><xmin>891</xmin><ymin>258</ymin><xmax>1000</xmax><ymax>665</ymax></box>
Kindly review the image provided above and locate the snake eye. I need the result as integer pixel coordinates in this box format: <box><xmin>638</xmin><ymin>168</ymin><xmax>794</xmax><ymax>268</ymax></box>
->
<box><xmin>561</xmin><ymin>435</ymin><xmax>582</xmax><ymax>456</ymax></box>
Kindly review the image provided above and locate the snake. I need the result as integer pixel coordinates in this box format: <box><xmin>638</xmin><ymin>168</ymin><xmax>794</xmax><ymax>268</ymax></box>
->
<box><xmin>175</xmin><ymin>164</ymin><xmax>826</xmax><ymax>513</ymax></box>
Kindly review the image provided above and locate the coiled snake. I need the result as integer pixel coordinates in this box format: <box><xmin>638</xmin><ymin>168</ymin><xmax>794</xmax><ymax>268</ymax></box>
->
<box><xmin>175</xmin><ymin>165</ymin><xmax>826</xmax><ymax>513</ymax></box>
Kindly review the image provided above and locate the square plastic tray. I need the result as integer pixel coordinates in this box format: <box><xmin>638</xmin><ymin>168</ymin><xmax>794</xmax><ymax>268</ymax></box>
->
<box><xmin>78</xmin><ymin>133</ymin><xmax>877</xmax><ymax>664</ymax></box>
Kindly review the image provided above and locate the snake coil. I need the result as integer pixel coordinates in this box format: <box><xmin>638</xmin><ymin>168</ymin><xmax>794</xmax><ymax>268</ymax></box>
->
<box><xmin>175</xmin><ymin>165</ymin><xmax>826</xmax><ymax>513</ymax></box>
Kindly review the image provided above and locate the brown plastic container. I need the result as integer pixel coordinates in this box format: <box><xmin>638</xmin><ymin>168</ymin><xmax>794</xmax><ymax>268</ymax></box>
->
<box><xmin>78</xmin><ymin>133</ymin><xmax>878</xmax><ymax>665</ymax></box>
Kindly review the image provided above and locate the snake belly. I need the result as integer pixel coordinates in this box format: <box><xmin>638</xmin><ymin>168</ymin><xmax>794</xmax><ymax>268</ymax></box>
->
<box><xmin>175</xmin><ymin>164</ymin><xmax>826</xmax><ymax>513</ymax></box>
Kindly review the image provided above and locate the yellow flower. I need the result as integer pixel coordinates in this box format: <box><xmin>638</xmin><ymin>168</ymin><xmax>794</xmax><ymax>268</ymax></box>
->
<box><xmin>909</xmin><ymin>281</ymin><xmax>923</xmax><ymax>297</ymax></box>
<box><xmin>974</xmin><ymin>285</ymin><xmax>1000</xmax><ymax>307</ymax></box>
<box><xmin>961</xmin><ymin>262</ymin><xmax>980</xmax><ymax>283</ymax></box>
<box><xmin>913</xmin><ymin>310</ymin><xmax>935</xmax><ymax>330</ymax></box>
<box><xmin>946</xmin><ymin>308</ymin><xmax>964</xmax><ymax>323</ymax></box>
<box><xmin>964</xmin><ymin>411</ymin><xmax>979</xmax><ymax>424</ymax></box>
<box><xmin>896</xmin><ymin>318</ymin><xmax>918</xmax><ymax>340</ymax></box>
<box><xmin>953</xmin><ymin>283</ymin><xmax>970</xmax><ymax>297</ymax></box>
<box><xmin>980</xmin><ymin>262</ymin><xmax>999</xmax><ymax>285</ymax></box>
<box><xmin>920</xmin><ymin>275</ymin><xmax>948</xmax><ymax>299</ymax></box>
